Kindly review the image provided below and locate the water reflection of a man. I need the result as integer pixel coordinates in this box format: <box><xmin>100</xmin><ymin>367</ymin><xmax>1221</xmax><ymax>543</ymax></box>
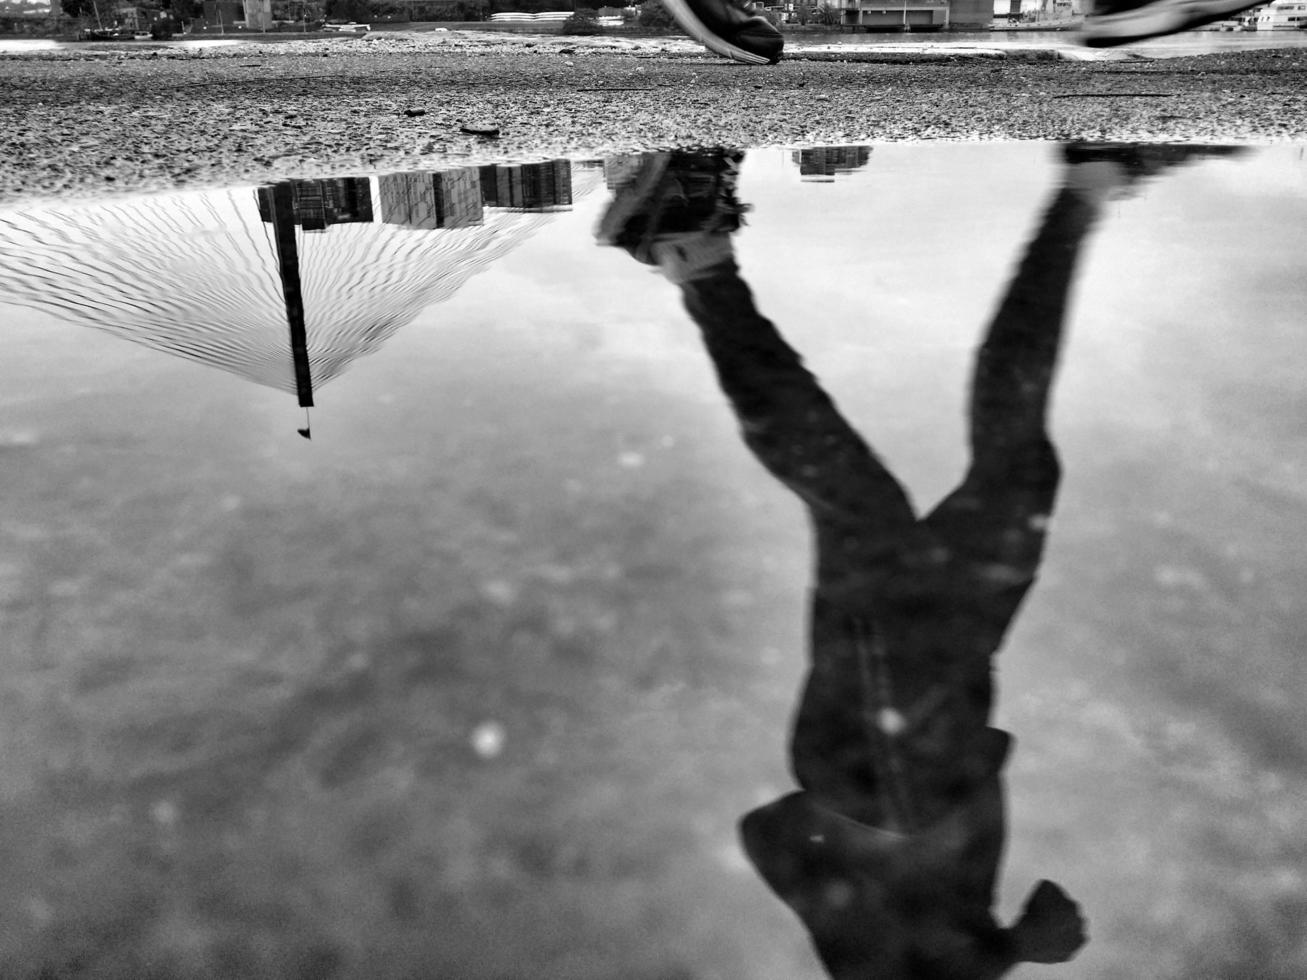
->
<box><xmin>599</xmin><ymin>143</ymin><xmax>1236</xmax><ymax>978</ymax></box>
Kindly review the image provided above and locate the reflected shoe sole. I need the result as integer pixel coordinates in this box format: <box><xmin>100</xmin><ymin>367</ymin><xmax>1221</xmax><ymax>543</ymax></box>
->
<box><xmin>1062</xmin><ymin>141</ymin><xmax>1245</xmax><ymax>174</ymax></box>
<box><xmin>661</xmin><ymin>0</ymin><xmax>780</xmax><ymax>65</ymax></box>
<box><xmin>1083</xmin><ymin>0</ymin><xmax>1261</xmax><ymax>46</ymax></box>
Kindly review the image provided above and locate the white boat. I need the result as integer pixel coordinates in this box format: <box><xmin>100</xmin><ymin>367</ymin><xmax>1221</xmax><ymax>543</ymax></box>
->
<box><xmin>1249</xmin><ymin>0</ymin><xmax>1306</xmax><ymax>29</ymax></box>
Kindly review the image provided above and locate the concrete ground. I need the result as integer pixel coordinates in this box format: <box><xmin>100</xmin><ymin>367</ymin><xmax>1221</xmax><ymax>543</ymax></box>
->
<box><xmin>1</xmin><ymin>29</ymin><xmax>1305</xmax><ymax>205</ymax></box>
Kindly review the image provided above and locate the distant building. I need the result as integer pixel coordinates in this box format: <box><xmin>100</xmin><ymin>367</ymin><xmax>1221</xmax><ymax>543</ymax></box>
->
<box><xmin>946</xmin><ymin>0</ymin><xmax>990</xmax><ymax>28</ymax></box>
<box><xmin>829</xmin><ymin>0</ymin><xmax>951</xmax><ymax>30</ymax></box>
<box><xmin>993</xmin><ymin>0</ymin><xmax>1082</xmax><ymax>18</ymax></box>
<box><xmin>833</xmin><ymin>0</ymin><xmax>1009</xmax><ymax>29</ymax></box>
<box><xmin>203</xmin><ymin>0</ymin><xmax>243</xmax><ymax>27</ymax></box>
<box><xmin>0</xmin><ymin>0</ymin><xmax>52</xmax><ymax>16</ymax></box>
<box><xmin>244</xmin><ymin>0</ymin><xmax>272</xmax><ymax>28</ymax></box>
<box><xmin>111</xmin><ymin>3</ymin><xmax>148</xmax><ymax>28</ymax></box>
<box><xmin>270</xmin><ymin>0</ymin><xmax>322</xmax><ymax>22</ymax></box>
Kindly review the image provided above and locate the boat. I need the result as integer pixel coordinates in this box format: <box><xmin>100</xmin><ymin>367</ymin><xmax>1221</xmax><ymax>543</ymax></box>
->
<box><xmin>76</xmin><ymin>26</ymin><xmax>138</xmax><ymax>39</ymax></box>
<box><xmin>1249</xmin><ymin>0</ymin><xmax>1306</xmax><ymax>29</ymax></box>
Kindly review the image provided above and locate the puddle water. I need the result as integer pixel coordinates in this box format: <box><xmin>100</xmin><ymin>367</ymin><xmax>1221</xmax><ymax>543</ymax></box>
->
<box><xmin>0</xmin><ymin>143</ymin><xmax>1305</xmax><ymax>979</ymax></box>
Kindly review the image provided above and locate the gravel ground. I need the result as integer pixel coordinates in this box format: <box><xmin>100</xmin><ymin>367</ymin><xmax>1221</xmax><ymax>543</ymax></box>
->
<box><xmin>1</xmin><ymin>29</ymin><xmax>1305</xmax><ymax>204</ymax></box>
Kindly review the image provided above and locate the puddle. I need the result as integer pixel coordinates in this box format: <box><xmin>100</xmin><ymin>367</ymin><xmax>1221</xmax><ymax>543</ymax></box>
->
<box><xmin>0</xmin><ymin>143</ymin><xmax>1305</xmax><ymax>979</ymax></box>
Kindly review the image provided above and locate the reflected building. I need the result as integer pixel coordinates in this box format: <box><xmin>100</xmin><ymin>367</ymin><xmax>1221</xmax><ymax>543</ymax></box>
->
<box><xmin>378</xmin><ymin>161</ymin><xmax>586</xmax><ymax>228</ymax></box>
<box><xmin>0</xmin><ymin>162</ymin><xmax>602</xmax><ymax>423</ymax></box>
<box><xmin>255</xmin><ymin>177</ymin><xmax>373</xmax><ymax>231</ymax></box>
<box><xmin>480</xmin><ymin>160</ymin><xmax>574</xmax><ymax>211</ymax></box>
<box><xmin>602</xmin><ymin>154</ymin><xmax>648</xmax><ymax>192</ymax></box>
<box><xmin>791</xmin><ymin>146</ymin><xmax>873</xmax><ymax>182</ymax></box>
<box><xmin>378</xmin><ymin>169</ymin><xmax>484</xmax><ymax>230</ymax></box>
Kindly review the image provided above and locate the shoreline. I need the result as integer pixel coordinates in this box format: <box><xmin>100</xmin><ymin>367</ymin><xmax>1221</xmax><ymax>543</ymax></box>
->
<box><xmin>3</xmin><ymin>30</ymin><xmax>1304</xmax><ymax>207</ymax></box>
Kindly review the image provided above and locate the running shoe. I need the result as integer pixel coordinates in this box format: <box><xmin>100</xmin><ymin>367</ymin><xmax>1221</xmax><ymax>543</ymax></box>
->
<box><xmin>1082</xmin><ymin>0</ymin><xmax>1261</xmax><ymax>47</ymax></box>
<box><xmin>662</xmin><ymin>0</ymin><xmax>783</xmax><ymax>65</ymax></box>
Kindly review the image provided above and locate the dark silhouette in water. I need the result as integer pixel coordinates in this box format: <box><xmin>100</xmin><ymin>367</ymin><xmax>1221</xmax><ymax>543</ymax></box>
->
<box><xmin>599</xmin><ymin>142</ymin><xmax>1239</xmax><ymax>978</ymax></box>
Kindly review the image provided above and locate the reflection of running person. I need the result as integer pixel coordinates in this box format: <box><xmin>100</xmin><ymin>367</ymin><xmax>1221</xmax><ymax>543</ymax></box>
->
<box><xmin>599</xmin><ymin>144</ymin><xmax>1238</xmax><ymax>978</ymax></box>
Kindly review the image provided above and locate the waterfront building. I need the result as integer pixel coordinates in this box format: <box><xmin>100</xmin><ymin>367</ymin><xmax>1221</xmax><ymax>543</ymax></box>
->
<box><xmin>994</xmin><ymin>0</ymin><xmax>1082</xmax><ymax>20</ymax></box>
<box><xmin>828</xmin><ymin>0</ymin><xmax>953</xmax><ymax>30</ymax></box>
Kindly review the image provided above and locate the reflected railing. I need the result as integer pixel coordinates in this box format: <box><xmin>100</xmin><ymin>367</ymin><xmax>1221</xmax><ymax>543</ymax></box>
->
<box><xmin>0</xmin><ymin>160</ymin><xmax>604</xmax><ymax>437</ymax></box>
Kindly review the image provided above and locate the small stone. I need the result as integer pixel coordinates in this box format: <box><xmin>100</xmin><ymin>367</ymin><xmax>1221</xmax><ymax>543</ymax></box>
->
<box><xmin>459</xmin><ymin>122</ymin><xmax>500</xmax><ymax>138</ymax></box>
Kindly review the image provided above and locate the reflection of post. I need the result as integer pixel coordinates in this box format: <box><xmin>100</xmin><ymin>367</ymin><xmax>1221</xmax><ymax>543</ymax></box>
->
<box><xmin>261</xmin><ymin>182</ymin><xmax>315</xmax><ymax>410</ymax></box>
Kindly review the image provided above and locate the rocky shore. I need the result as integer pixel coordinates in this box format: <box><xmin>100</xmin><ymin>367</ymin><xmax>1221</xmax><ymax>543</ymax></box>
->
<box><xmin>2</xmin><ymin>29</ymin><xmax>1304</xmax><ymax>205</ymax></box>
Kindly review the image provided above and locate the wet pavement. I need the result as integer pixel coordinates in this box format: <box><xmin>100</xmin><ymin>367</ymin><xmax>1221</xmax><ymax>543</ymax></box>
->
<box><xmin>0</xmin><ymin>141</ymin><xmax>1305</xmax><ymax>979</ymax></box>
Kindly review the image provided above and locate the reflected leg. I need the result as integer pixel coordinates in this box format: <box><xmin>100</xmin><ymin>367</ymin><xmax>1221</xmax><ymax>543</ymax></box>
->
<box><xmin>680</xmin><ymin>263</ymin><xmax>920</xmax><ymax>583</ymax></box>
<box><xmin>598</xmin><ymin>150</ymin><xmax>917</xmax><ymax>567</ymax></box>
<box><xmin>678</xmin><ymin>262</ymin><xmax>924</xmax><ymax>826</ymax></box>
<box><xmin>925</xmin><ymin>182</ymin><xmax>1102</xmax><ymax>632</ymax></box>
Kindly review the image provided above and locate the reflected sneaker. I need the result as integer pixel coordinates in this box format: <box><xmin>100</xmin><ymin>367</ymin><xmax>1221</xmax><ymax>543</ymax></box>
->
<box><xmin>597</xmin><ymin>151</ymin><xmax>750</xmax><ymax>280</ymax></box>
<box><xmin>1061</xmin><ymin>141</ymin><xmax>1245</xmax><ymax>196</ymax></box>
<box><xmin>662</xmin><ymin>0</ymin><xmax>783</xmax><ymax>65</ymax></box>
<box><xmin>1082</xmin><ymin>0</ymin><xmax>1261</xmax><ymax>46</ymax></box>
